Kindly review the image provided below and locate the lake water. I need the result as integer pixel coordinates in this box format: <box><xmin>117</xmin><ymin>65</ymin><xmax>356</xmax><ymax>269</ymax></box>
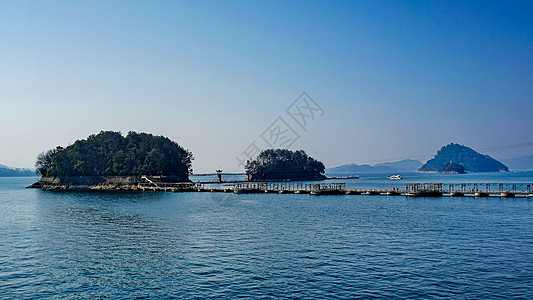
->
<box><xmin>1</xmin><ymin>173</ymin><xmax>532</xmax><ymax>298</ymax></box>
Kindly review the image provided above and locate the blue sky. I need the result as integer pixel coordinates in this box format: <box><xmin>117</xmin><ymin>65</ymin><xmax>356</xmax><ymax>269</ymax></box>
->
<box><xmin>1</xmin><ymin>0</ymin><xmax>532</xmax><ymax>172</ymax></box>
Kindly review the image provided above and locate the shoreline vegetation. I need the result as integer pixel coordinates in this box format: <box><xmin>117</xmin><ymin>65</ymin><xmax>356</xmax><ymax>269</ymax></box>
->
<box><xmin>439</xmin><ymin>161</ymin><xmax>466</xmax><ymax>174</ymax></box>
<box><xmin>30</xmin><ymin>131</ymin><xmax>193</xmax><ymax>190</ymax></box>
<box><xmin>244</xmin><ymin>149</ymin><xmax>326</xmax><ymax>182</ymax></box>
<box><xmin>29</xmin><ymin>132</ymin><xmax>330</xmax><ymax>190</ymax></box>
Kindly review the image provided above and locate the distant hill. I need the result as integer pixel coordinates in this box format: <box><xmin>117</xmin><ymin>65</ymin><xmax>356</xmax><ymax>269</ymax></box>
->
<box><xmin>0</xmin><ymin>164</ymin><xmax>35</xmax><ymax>177</ymax></box>
<box><xmin>502</xmin><ymin>154</ymin><xmax>533</xmax><ymax>170</ymax></box>
<box><xmin>327</xmin><ymin>163</ymin><xmax>392</xmax><ymax>173</ymax></box>
<box><xmin>420</xmin><ymin>143</ymin><xmax>508</xmax><ymax>172</ymax></box>
<box><xmin>374</xmin><ymin>159</ymin><xmax>423</xmax><ymax>172</ymax></box>
<box><xmin>327</xmin><ymin>159</ymin><xmax>422</xmax><ymax>173</ymax></box>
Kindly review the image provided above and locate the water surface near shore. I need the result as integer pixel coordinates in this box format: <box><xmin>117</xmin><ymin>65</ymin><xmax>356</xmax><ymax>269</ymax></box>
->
<box><xmin>1</xmin><ymin>175</ymin><xmax>532</xmax><ymax>298</ymax></box>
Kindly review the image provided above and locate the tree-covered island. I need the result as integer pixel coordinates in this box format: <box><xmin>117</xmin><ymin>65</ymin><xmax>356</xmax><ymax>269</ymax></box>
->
<box><xmin>439</xmin><ymin>161</ymin><xmax>466</xmax><ymax>174</ymax></box>
<box><xmin>420</xmin><ymin>143</ymin><xmax>508</xmax><ymax>172</ymax></box>
<box><xmin>245</xmin><ymin>149</ymin><xmax>326</xmax><ymax>181</ymax></box>
<box><xmin>32</xmin><ymin>131</ymin><xmax>193</xmax><ymax>189</ymax></box>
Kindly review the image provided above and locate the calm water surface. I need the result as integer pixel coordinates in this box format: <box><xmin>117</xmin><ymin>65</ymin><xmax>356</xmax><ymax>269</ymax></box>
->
<box><xmin>1</xmin><ymin>175</ymin><xmax>532</xmax><ymax>299</ymax></box>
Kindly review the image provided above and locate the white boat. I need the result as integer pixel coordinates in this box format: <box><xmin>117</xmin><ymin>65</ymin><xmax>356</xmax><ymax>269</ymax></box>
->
<box><xmin>387</xmin><ymin>175</ymin><xmax>403</xmax><ymax>180</ymax></box>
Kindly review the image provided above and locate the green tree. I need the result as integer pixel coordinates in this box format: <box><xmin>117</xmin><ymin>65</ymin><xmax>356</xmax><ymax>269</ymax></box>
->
<box><xmin>39</xmin><ymin>131</ymin><xmax>193</xmax><ymax>181</ymax></box>
<box><xmin>245</xmin><ymin>149</ymin><xmax>326</xmax><ymax>181</ymax></box>
<box><xmin>35</xmin><ymin>146</ymin><xmax>63</xmax><ymax>176</ymax></box>
<box><xmin>439</xmin><ymin>161</ymin><xmax>466</xmax><ymax>174</ymax></box>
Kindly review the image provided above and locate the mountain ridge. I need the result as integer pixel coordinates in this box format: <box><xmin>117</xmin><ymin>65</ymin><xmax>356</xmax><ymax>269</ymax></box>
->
<box><xmin>327</xmin><ymin>159</ymin><xmax>423</xmax><ymax>173</ymax></box>
<box><xmin>0</xmin><ymin>164</ymin><xmax>35</xmax><ymax>177</ymax></box>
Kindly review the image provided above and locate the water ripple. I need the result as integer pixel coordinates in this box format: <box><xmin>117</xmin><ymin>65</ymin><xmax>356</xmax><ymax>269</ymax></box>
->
<box><xmin>0</xmin><ymin>178</ymin><xmax>532</xmax><ymax>298</ymax></box>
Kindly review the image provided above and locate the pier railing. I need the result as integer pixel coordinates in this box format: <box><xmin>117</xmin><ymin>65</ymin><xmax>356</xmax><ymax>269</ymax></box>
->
<box><xmin>139</xmin><ymin>175</ymin><xmax>202</xmax><ymax>190</ymax></box>
<box><xmin>233</xmin><ymin>182</ymin><xmax>346</xmax><ymax>192</ymax></box>
<box><xmin>134</xmin><ymin>176</ymin><xmax>531</xmax><ymax>197</ymax></box>
<box><xmin>406</xmin><ymin>183</ymin><xmax>532</xmax><ymax>195</ymax></box>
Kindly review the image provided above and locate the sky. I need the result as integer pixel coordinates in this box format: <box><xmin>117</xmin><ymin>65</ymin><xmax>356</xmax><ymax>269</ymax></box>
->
<box><xmin>1</xmin><ymin>0</ymin><xmax>532</xmax><ymax>172</ymax></box>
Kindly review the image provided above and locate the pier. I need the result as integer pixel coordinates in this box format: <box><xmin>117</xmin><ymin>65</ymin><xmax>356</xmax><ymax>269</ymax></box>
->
<box><xmin>138</xmin><ymin>175</ymin><xmax>203</xmax><ymax>192</ymax></box>
<box><xmin>233</xmin><ymin>182</ymin><xmax>346</xmax><ymax>195</ymax></box>
<box><xmin>134</xmin><ymin>176</ymin><xmax>533</xmax><ymax>197</ymax></box>
<box><xmin>405</xmin><ymin>183</ymin><xmax>532</xmax><ymax>197</ymax></box>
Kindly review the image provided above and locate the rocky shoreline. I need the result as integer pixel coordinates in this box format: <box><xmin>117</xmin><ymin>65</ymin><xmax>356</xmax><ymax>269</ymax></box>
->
<box><xmin>27</xmin><ymin>176</ymin><xmax>142</xmax><ymax>191</ymax></box>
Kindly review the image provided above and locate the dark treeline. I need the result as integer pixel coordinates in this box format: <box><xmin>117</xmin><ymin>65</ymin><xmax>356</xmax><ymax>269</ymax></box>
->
<box><xmin>36</xmin><ymin>131</ymin><xmax>193</xmax><ymax>181</ymax></box>
<box><xmin>245</xmin><ymin>149</ymin><xmax>326</xmax><ymax>181</ymax></box>
<box><xmin>439</xmin><ymin>161</ymin><xmax>466</xmax><ymax>174</ymax></box>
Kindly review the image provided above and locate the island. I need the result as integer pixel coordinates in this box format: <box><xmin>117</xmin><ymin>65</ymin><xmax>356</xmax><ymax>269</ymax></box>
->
<box><xmin>245</xmin><ymin>149</ymin><xmax>326</xmax><ymax>181</ymax></box>
<box><xmin>420</xmin><ymin>143</ymin><xmax>508</xmax><ymax>172</ymax></box>
<box><xmin>30</xmin><ymin>131</ymin><xmax>193</xmax><ymax>190</ymax></box>
<box><xmin>439</xmin><ymin>161</ymin><xmax>466</xmax><ymax>174</ymax></box>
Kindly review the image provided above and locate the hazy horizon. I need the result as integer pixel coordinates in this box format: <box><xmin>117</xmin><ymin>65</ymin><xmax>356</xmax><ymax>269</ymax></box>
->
<box><xmin>2</xmin><ymin>1</ymin><xmax>532</xmax><ymax>172</ymax></box>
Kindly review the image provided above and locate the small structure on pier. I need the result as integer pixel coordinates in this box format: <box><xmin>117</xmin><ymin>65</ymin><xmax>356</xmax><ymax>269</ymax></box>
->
<box><xmin>216</xmin><ymin>169</ymin><xmax>223</xmax><ymax>183</ymax></box>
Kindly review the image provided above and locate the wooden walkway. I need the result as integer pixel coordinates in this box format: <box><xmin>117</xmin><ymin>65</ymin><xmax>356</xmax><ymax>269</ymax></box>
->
<box><xmin>406</xmin><ymin>183</ymin><xmax>532</xmax><ymax>197</ymax></box>
<box><xmin>233</xmin><ymin>182</ymin><xmax>346</xmax><ymax>195</ymax></box>
<box><xmin>134</xmin><ymin>177</ymin><xmax>533</xmax><ymax>197</ymax></box>
<box><xmin>138</xmin><ymin>175</ymin><xmax>202</xmax><ymax>191</ymax></box>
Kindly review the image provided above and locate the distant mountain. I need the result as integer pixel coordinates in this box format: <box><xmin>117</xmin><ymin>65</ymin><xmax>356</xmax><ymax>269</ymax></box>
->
<box><xmin>327</xmin><ymin>164</ymin><xmax>392</xmax><ymax>173</ymax></box>
<box><xmin>420</xmin><ymin>143</ymin><xmax>508</xmax><ymax>172</ymax></box>
<box><xmin>374</xmin><ymin>159</ymin><xmax>423</xmax><ymax>172</ymax></box>
<box><xmin>327</xmin><ymin>159</ymin><xmax>422</xmax><ymax>173</ymax></box>
<box><xmin>0</xmin><ymin>164</ymin><xmax>35</xmax><ymax>177</ymax></box>
<box><xmin>502</xmin><ymin>154</ymin><xmax>533</xmax><ymax>170</ymax></box>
